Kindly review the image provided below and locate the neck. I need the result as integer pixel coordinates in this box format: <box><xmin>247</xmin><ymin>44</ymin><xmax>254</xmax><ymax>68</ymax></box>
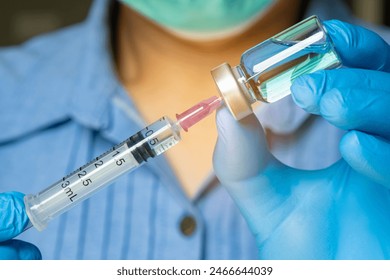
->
<box><xmin>115</xmin><ymin>0</ymin><xmax>301</xmax><ymax>86</ymax></box>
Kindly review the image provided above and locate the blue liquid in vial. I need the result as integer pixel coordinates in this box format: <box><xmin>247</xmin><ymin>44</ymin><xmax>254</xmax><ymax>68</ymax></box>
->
<box><xmin>241</xmin><ymin>38</ymin><xmax>341</xmax><ymax>103</ymax></box>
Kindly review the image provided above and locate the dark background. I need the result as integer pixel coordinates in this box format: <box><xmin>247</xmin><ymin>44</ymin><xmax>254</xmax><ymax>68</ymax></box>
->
<box><xmin>0</xmin><ymin>0</ymin><xmax>92</xmax><ymax>46</ymax></box>
<box><xmin>0</xmin><ymin>0</ymin><xmax>389</xmax><ymax>46</ymax></box>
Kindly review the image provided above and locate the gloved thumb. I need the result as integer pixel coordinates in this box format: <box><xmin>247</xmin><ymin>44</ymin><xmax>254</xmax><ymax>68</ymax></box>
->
<box><xmin>0</xmin><ymin>192</ymin><xmax>42</xmax><ymax>259</ymax></box>
<box><xmin>0</xmin><ymin>192</ymin><xmax>30</xmax><ymax>241</ymax></box>
<box><xmin>213</xmin><ymin>107</ymin><xmax>272</xmax><ymax>184</ymax></box>
<box><xmin>340</xmin><ymin>131</ymin><xmax>390</xmax><ymax>189</ymax></box>
<box><xmin>0</xmin><ymin>240</ymin><xmax>42</xmax><ymax>260</ymax></box>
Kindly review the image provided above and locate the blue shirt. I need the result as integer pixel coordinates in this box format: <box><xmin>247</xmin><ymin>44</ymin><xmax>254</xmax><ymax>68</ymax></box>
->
<box><xmin>0</xmin><ymin>0</ymin><xmax>389</xmax><ymax>259</ymax></box>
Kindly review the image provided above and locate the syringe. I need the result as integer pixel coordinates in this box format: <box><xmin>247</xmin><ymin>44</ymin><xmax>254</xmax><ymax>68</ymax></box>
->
<box><xmin>24</xmin><ymin>96</ymin><xmax>222</xmax><ymax>231</ymax></box>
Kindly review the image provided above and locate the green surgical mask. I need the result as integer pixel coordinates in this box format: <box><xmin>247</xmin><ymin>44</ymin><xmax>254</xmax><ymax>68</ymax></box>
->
<box><xmin>120</xmin><ymin>0</ymin><xmax>275</xmax><ymax>40</ymax></box>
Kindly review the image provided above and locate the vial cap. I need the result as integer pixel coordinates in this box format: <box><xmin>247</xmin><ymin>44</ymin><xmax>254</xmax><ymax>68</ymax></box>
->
<box><xmin>211</xmin><ymin>63</ymin><xmax>252</xmax><ymax>120</ymax></box>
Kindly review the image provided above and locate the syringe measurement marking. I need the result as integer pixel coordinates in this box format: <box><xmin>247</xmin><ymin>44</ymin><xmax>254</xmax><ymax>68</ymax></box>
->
<box><xmin>94</xmin><ymin>160</ymin><xmax>104</xmax><ymax>168</ymax></box>
<box><xmin>154</xmin><ymin>139</ymin><xmax>175</xmax><ymax>155</ymax></box>
<box><xmin>58</xmin><ymin>120</ymin><xmax>165</xmax><ymax>203</ymax></box>
<box><xmin>60</xmin><ymin>145</ymin><xmax>129</xmax><ymax>203</ymax></box>
<box><xmin>60</xmin><ymin>180</ymin><xmax>76</xmax><ymax>202</ymax></box>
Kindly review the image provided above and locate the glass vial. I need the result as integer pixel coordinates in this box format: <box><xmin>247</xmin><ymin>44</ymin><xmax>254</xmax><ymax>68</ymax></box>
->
<box><xmin>211</xmin><ymin>15</ymin><xmax>342</xmax><ymax>120</ymax></box>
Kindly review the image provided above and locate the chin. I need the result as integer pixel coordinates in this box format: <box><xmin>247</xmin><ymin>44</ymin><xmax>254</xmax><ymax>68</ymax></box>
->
<box><xmin>160</xmin><ymin>13</ymin><xmax>264</xmax><ymax>46</ymax></box>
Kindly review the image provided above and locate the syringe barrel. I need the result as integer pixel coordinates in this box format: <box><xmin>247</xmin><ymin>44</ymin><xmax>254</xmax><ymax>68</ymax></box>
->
<box><xmin>24</xmin><ymin>116</ymin><xmax>181</xmax><ymax>231</ymax></box>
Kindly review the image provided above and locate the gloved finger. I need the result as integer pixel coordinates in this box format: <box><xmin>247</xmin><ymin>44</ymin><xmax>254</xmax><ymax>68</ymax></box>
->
<box><xmin>0</xmin><ymin>239</ymin><xmax>42</xmax><ymax>260</ymax></box>
<box><xmin>213</xmin><ymin>107</ymin><xmax>272</xmax><ymax>183</ymax></box>
<box><xmin>324</xmin><ymin>20</ymin><xmax>390</xmax><ymax>72</ymax></box>
<box><xmin>291</xmin><ymin>69</ymin><xmax>390</xmax><ymax>139</ymax></box>
<box><xmin>340</xmin><ymin>130</ymin><xmax>390</xmax><ymax>189</ymax></box>
<box><xmin>0</xmin><ymin>192</ymin><xmax>30</xmax><ymax>241</ymax></box>
<box><xmin>213</xmin><ymin>108</ymin><xmax>287</xmax><ymax>237</ymax></box>
<box><xmin>213</xmin><ymin>108</ymin><xmax>291</xmax><ymax>218</ymax></box>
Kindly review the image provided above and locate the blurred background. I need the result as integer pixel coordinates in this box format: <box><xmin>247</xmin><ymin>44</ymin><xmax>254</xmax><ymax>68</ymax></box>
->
<box><xmin>0</xmin><ymin>0</ymin><xmax>92</xmax><ymax>46</ymax></box>
<box><xmin>0</xmin><ymin>0</ymin><xmax>389</xmax><ymax>46</ymax></box>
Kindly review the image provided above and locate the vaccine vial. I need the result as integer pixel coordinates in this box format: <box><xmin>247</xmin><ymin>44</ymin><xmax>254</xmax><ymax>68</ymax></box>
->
<box><xmin>211</xmin><ymin>15</ymin><xmax>342</xmax><ymax>120</ymax></box>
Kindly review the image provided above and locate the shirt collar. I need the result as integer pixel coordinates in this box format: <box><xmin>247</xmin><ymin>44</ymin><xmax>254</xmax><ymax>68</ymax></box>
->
<box><xmin>68</xmin><ymin>0</ymin><xmax>123</xmax><ymax>131</ymax></box>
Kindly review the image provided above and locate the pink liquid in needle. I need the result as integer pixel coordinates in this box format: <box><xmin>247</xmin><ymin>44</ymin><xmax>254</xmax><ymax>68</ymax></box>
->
<box><xmin>176</xmin><ymin>96</ymin><xmax>223</xmax><ymax>132</ymax></box>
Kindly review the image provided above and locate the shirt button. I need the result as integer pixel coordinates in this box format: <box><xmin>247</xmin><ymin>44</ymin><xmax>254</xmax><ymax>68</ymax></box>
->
<box><xmin>180</xmin><ymin>215</ymin><xmax>197</xmax><ymax>236</ymax></box>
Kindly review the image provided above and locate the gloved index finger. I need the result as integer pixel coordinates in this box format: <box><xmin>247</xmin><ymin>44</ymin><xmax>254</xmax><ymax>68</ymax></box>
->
<box><xmin>0</xmin><ymin>192</ymin><xmax>30</xmax><ymax>241</ymax></box>
<box><xmin>324</xmin><ymin>20</ymin><xmax>390</xmax><ymax>72</ymax></box>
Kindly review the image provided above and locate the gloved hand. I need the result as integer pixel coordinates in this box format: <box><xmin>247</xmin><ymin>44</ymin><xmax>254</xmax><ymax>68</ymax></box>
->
<box><xmin>0</xmin><ymin>192</ymin><xmax>41</xmax><ymax>259</ymax></box>
<box><xmin>292</xmin><ymin>20</ymin><xmax>390</xmax><ymax>188</ymax></box>
<box><xmin>213</xmin><ymin>20</ymin><xmax>390</xmax><ymax>259</ymax></box>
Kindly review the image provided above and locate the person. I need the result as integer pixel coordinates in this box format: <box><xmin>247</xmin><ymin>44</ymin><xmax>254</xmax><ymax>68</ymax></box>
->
<box><xmin>0</xmin><ymin>0</ymin><xmax>389</xmax><ymax>259</ymax></box>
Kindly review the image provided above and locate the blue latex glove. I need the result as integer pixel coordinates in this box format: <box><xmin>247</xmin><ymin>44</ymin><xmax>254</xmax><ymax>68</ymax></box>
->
<box><xmin>213</xmin><ymin>20</ymin><xmax>390</xmax><ymax>259</ymax></box>
<box><xmin>292</xmin><ymin>20</ymin><xmax>390</xmax><ymax>188</ymax></box>
<box><xmin>0</xmin><ymin>192</ymin><xmax>41</xmax><ymax>259</ymax></box>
